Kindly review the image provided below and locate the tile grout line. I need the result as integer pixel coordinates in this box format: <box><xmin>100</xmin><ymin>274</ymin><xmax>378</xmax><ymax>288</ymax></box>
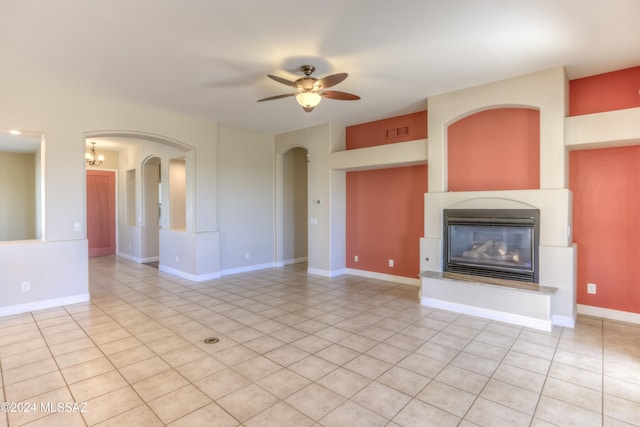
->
<box><xmin>61</xmin><ymin>299</ymin><xmax>151</xmax><ymax>426</ymax></box>
<box><xmin>451</xmin><ymin>318</ymin><xmax>527</xmax><ymax>424</ymax></box>
<box><xmin>527</xmin><ymin>325</ymin><xmax>564</xmax><ymax>427</ymax></box>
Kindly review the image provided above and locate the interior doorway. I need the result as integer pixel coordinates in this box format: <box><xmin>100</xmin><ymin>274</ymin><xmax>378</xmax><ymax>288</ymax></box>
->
<box><xmin>282</xmin><ymin>147</ymin><xmax>308</xmax><ymax>264</ymax></box>
<box><xmin>86</xmin><ymin>170</ymin><xmax>116</xmax><ymax>257</ymax></box>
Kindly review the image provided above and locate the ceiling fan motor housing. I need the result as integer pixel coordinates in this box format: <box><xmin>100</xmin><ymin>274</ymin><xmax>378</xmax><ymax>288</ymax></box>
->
<box><xmin>300</xmin><ymin>65</ymin><xmax>316</xmax><ymax>76</ymax></box>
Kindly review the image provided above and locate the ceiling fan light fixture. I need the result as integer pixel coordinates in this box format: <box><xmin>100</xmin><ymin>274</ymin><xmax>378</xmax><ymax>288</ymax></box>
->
<box><xmin>296</xmin><ymin>91</ymin><xmax>322</xmax><ymax>111</ymax></box>
<box><xmin>258</xmin><ymin>64</ymin><xmax>359</xmax><ymax>112</ymax></box>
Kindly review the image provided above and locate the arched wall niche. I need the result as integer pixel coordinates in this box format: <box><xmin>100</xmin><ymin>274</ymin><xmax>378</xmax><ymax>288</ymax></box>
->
<box><xmin>141</xmin><ymin>155</ymin><xmax>161</xmax><ymax>261</ymax></box>
<box><xmin>446</xmin><ymin>106</ymin><xmax>541</xmax><ymax>191</ymax></box>
<box><xmin>443</xmin><ymin>103</ymin><xmax>540</xmax><ymax>127</ymax></box>
<box><xmin>427</xmin><ymin>66</ymin><xmax>568</xmax><ymax>193</ymax></box>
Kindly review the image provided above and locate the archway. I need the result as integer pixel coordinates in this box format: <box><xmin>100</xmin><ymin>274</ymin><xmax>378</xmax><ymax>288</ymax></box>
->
<box><xmin>83</xmin><ymin>131</ymin><xmax>193</xmax><ymax>266</ymax></box>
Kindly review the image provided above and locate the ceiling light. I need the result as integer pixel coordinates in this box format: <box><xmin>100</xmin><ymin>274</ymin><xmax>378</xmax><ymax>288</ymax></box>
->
<box><xmin>9</xmin><ymin>129</ymin><xmax>21</xmax><ymax>135</ymax></box>
<box><xmin>296</xmin><ymin>91</ymin><xmax>322</xmax><ymax>112</ymax></box>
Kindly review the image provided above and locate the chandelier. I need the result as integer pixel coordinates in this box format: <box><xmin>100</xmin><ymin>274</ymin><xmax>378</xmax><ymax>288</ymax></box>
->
<box><xmin>86</xmin><ymin>142</ymin><xmax>104</xmax><ymax>167</ymax></box>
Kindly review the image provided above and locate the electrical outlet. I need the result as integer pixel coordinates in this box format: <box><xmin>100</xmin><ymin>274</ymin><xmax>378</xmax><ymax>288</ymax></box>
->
<box><xmin>21</xmin><ymin>281</ymin><xmax>30</xmax><ymax>292</ymax></box>
<box><xmin>354</xmin><ymin>255</ymin><xmax>358</xmax><ymax>262</ymax></box>
<box><xmin>587</xmin><ymin>283</ymin><xmax>597</xmax><ymax>294</ymax></box>
<box><xmin>389</xmin><ymin>259</ymin><xmax>394</xmax><ymax>267</ymax></box>
<box><xmin>245</xmin><ymin>252</ymin><xmax>250</xmax><ymax>260</ymax></box>
<box><xmin>175</xmin><ymin>255</ymin><xmax>179</xmax><ymax>263</ymax></box>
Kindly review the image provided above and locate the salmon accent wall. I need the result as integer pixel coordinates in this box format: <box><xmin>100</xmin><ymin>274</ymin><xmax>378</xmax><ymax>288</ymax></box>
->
<box><xmin>569</xmin><ymin>66</ymin><xmax>640</xmax><ymax>116</ymax></box>
<box><xmin>346</xmin><ymin>111</ymin><xmax>427</xmax><ymax>150</ymax></box>
<box><xmin>570</xmin><ymin>146</ymin><xmax>640</xmax><ymax>314</ymax></box>
<box><xmin>346</xmin><ymin>165</ymin><xmax>428</xmax><ymax>278</ymax></box>
<box><xmin>447</xmin><ymin>108</ymin><xmax>540</xmax><ymax>191</ymax></box>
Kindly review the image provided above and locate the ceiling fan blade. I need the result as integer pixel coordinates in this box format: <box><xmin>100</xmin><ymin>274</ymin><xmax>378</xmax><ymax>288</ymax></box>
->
<box><xmin>318</xmin><ymin>73</ymin><xmax>348</xmax><ymax>89</ymax></box>
<box><xmin>321</xmin><ymin>90</ymin><xmax>360</xmax><ymax>100</ymax></box>
<box><xmin>257</xmin><ymin>93</ymin><xmax>295</xmax><ymax>102</ymax></box>
<box><xmin>267</xmin><ymin>74</ymin><xmax>299</xmax><ymax>88</ymax></box>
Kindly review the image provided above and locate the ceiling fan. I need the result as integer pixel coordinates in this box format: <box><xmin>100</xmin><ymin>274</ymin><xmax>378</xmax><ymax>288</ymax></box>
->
<box><xmin>257</xmin><ymin>65</ymin><xmax>360</xmax><ymax>112</ymax></box>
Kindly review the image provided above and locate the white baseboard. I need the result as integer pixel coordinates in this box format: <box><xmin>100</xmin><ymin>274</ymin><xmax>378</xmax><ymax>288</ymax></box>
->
<box><xmin>283</xmin><ymin>257</ymin><xmax>308</xmax><ymax>266</ymax></box>
<box><xmin>117</xmin><ymin>251</ymin><xmax>140</xmax><ymax>262</ymax></box>
<box><xmin>117</xmin><ymin>252</ymin><xmax>159</xmax><ymax>264</ymax></box>
<box><xmin>346</xmin><ymin>268</ymin><xmax>421</xmax><ymax>287</ymax></box>
<box><xmin>552</xmin><ymin>314</ymin><xmax>576</xmax><ymax>328</ymax></box>
<box><xmin>0</xmin><ymin>294</ymin><xmax>91</xmax><ymax>318</ymax></box>
<box><xmin>221</xmin><ymin>262</ymin><xmax>276</xmax><ymax>276</ymax></box>
<box><xmin>577</xmin><ymin>304</ymin><xmax>640</xmax><ymax>325</ymax></box>
<box><xmin>421</xmin><ymin>296</ymin><xmax>553</xmax><ymax>332</ymax></box>
<box><xmin>158</xmin><ymin>265</ymin><xmax>221</xmax><ymax>282</ymax></box>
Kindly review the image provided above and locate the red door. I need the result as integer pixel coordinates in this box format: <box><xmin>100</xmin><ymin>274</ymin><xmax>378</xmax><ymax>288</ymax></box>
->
<box><xmin>87</xmin><ymin>170</ymin><xmax>116</xmax><ymax>257</ymax></box>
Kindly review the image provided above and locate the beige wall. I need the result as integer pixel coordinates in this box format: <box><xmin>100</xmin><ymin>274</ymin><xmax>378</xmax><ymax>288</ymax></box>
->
<box><xmin>217</xmin><ymin>124</ymin><xmax>275</xmax><ymax>274</ymax></box>
<box><xmin>0</xmin><ymin>152</ymin><xmax>36</xmax><ymax>241</ymax></box>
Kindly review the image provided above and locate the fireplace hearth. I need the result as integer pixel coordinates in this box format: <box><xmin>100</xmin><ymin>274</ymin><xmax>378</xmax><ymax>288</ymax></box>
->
<box><xmin>443</xmin><ymin>209</ymin><xmax>540</xmax><ymax>283</ymax></box>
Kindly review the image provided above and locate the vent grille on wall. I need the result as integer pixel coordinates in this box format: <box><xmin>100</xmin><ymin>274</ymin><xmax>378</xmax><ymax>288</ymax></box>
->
<box><xmin>386</xmin><ymin>126</ymin><xmax>410</xmax><ymax>139</ymax></box>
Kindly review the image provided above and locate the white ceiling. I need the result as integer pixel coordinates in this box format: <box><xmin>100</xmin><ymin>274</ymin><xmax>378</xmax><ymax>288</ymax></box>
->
<box><xmin>2</xmin><ymin>0</ymin><xmax>640</xmax><ymax>135</ymax></box>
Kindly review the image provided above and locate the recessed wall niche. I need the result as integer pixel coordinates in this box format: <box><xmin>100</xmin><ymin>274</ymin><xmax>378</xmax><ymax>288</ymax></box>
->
<box><xmin>0</xmin><ymin>129</ymin><xmax>44</xmax><ymax>241</ymax></box>
<box><xmin>126</xmin><ymin>169</ymin><xmax>136</xmax><ymax>226</ymax></box>
<box><xmin>447</xmin><ymin>108</ymin><xmax>540</xmax><ymax>191</ymax></box>
<box><xmin>169</xmin><ymin>156</ymin><xmax>186</xmax><ymax>231</ymax></box>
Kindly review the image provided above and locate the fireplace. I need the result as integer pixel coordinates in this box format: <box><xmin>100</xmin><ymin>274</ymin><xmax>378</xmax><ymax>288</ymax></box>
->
<box><xmin>443</xmin><ymin>209</ymin><xmax>539</xmax><ymax>283</ymax></box>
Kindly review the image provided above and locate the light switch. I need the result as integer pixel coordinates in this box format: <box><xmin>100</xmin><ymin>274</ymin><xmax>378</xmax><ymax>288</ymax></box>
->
<box><xmin>310</xmin><ymin>218</ymin><xmax>318</xmax><ymax>225</ymax></box>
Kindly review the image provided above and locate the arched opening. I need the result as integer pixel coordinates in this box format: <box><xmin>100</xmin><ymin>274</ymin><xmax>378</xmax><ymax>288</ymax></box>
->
<box><xmin>282</xmin><ymin>147</ymin><xmax>308</xmax><ymax>265</ymax></box>
<box><xmin>83</xmin><ymin>131</ymin><xmax>193</xmax><ymax>267</ymax></box>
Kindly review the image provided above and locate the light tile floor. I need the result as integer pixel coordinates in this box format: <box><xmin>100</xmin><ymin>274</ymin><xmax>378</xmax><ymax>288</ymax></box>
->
<box><xmin>1</xmin><ymin>256</ymin><xmax>639</xmax><ymax>426</ymax></box>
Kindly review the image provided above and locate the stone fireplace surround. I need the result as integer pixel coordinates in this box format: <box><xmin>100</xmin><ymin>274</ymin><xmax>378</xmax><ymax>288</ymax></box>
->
<box><xmin>419</xmin><ymin>67</ymin><xmax>577</xmax><ymax>331</ymax></box>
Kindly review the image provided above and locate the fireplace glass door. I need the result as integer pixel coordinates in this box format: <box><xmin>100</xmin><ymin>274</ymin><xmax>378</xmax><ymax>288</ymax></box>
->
<box><xmin>443</xmin><ymin>209</ymin><xmax>539</xmax><ymax>282</ymax></box>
